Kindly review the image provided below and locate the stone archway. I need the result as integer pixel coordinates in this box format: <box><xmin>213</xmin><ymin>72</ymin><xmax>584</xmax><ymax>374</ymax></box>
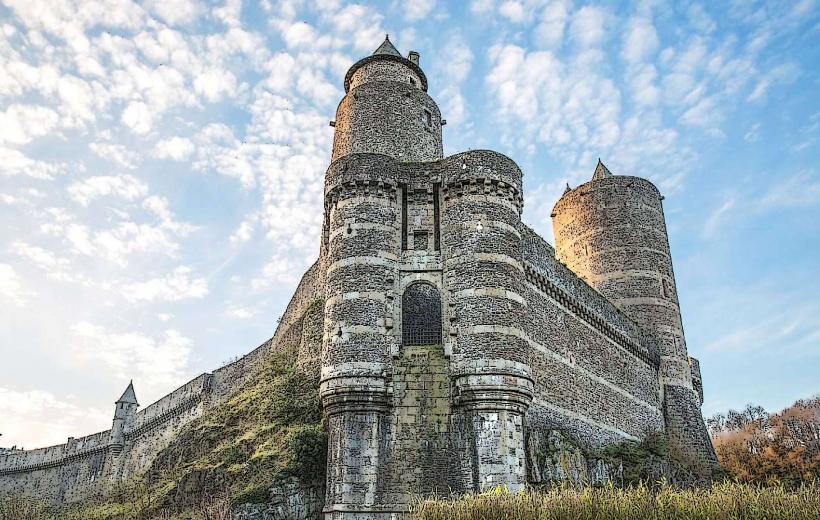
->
<box><xmin>401</xmin><ymin>282</ymin><xmax>442</xmax><ymax>346</ymax></box>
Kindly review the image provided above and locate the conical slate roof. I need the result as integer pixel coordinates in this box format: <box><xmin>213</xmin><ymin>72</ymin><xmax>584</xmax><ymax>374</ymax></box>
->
<box><xmin>592</xmin><ymin>158</ymin><xmax>613</xmax><ymax>180</ymax></box>
<box><xmin>116</xmin><ymin>381</ymin><xmax>138</xmax><ymax>405</ymax></box>
<box><xmin>373</xmin><ymin>35</ymin><xmax>401</xmax><ymax>57</ymax></box>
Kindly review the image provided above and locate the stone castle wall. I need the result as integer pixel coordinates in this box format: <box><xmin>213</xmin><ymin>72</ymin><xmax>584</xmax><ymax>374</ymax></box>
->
<box><xmin>0</xmin><ymin>260</ymin><xmax>326</xmax><ymax>504</ymax></box>
<box><xmin>552</xmin><ymin>175</ymin><xmax>716</xmax><ymax>465</ymax></box>
<box><xmin>521</xmin><ymin>225</ymin><xmax>664</xmax><ymax>453</ymax></box>
<box><xmin>1</xmin><ymin>40</ymin><xmax>718</xmax><ymax>519</ymax></box>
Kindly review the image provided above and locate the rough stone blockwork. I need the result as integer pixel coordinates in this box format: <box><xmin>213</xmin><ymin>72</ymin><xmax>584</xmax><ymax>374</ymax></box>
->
<box><xmin>1</xmin><ymin>37</ymin><xmax>718</xmax><ymax>518</ymax></box>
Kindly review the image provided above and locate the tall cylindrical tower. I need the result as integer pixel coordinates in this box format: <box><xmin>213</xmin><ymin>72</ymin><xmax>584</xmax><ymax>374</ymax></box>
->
<box><xmin>551</xmin><ymin>160</ymin><xmax>716</xmax><ymax>466</ymax></box>
<box><xmin>331</xmin><ymin>36</ymin><xmax>443</xmax><ymax>162</ymax></box>
<box><xmin>441</xmin><ymin>150</ymin><xmax>533</xmax><ymax>492</ymax></box>
<box><xmin>320</xmin><ymin>154</ymin><xmax>400</xmax><ymax>516</ymax></box>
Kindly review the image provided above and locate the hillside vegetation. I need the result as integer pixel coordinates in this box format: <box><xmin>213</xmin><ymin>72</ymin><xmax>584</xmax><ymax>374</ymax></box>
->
<box><xmin>0</xmin><ymin>300</ymin><xmax>327</xmax><ymax>520</ymax></box>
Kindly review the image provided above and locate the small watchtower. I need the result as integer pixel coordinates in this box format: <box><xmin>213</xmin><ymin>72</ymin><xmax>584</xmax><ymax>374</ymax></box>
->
<box><xmin>109</xmin><ymin>381</ymin><xmax>138</xmax><ymax>455</ymax></box>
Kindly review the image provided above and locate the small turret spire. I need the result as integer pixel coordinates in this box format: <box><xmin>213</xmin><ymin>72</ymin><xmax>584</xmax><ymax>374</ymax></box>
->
<box><xmin>592</xmin><ymin>158</ymin><xmax>613</xmax><ymax>180</ymax></box>
<box><xmin>116</xmin><ymin>380</ymin><xmax>138</xmax><ymax>405</ymax></box>
<box><xmin>373</xmin><ymin>35</ymin><xmax>402</xmax><ymax>57</ymax></box>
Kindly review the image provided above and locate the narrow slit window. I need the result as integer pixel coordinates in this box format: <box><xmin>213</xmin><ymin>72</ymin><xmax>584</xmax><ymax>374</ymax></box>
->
<box><xmin>400</xmin><ymin>184</ymin><xmax>408</xmax><ymax>250</ymax></box>
<box><xmin>423</xmin><ymin>109</ymin><xmax>432</xmax><ymax>128</ymax></box>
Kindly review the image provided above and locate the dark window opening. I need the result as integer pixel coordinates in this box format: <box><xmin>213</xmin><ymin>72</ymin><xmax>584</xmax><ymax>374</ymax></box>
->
<box><xmin>433</xmin><ymin>183</ymin><xmax>441</xmax><ymax>251</ymax></box>
<box><xmin>409</xmin><ymin>77</ymin><xmax>416</xmax><ymax>86</ymax></box>
<box><xmin>662</xmin><ymin>279</ymin><xmax>670</xmax><ymax>298</ymax></box>
<box><xmin>423</xmin><ymin>109</ymin><xmax>432</xmax><ymax>128</ymax></box>
<box><xmin>400</xmin><ymin>184</ymin><xmax>408</xmax><ymax>250</ymax></box>
<box><xmin>414</xmin><ymin>231</ymin><xmax>428</xmax><ymax>251</ymax></box>
<box><xmin>402</xmin><ymin>283</ymin><xmax>442</xmax><ymax>346</ymax></box>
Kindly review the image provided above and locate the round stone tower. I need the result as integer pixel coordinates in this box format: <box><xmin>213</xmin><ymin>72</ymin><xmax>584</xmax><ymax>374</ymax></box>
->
<box><xmin>551</xmin><ymin>160</ymin><xmax>716</xmax><ymax>466</ymax></box>
<box><xmin>331</xmin><ymin>36</ymin><xmax>443</xmax><ymax>162</ymax></box>
<box><xmin>440</xmin><ymin>151</ymin><xmax>533</xmax><ymax>492</ymax></box>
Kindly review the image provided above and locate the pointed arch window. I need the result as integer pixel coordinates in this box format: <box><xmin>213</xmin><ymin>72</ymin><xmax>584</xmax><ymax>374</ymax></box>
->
<box><xmin>402</xmin><ymin>282</ymin><xmax>442</xmax><ymax>346</ymax></box>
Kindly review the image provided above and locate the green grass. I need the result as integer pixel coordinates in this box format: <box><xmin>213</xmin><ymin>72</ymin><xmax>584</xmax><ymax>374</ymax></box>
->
<box><xmin>410</xmin><ymin>481</ymin><xmax>820</xmax><ymax>520</ymax></box>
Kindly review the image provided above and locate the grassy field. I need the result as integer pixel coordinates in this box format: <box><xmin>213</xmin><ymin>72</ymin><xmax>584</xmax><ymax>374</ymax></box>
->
<box><xmin>410</xmin><ymin>482</ymin><xmax>820</xmax><ymax>520</ymax></box>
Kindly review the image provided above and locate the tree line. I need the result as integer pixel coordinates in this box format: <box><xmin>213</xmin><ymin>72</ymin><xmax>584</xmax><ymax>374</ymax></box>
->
<box><xmin>707</xmin><ymin>396</ymin><xmax>819</xmax><ymax>485</ymax></box>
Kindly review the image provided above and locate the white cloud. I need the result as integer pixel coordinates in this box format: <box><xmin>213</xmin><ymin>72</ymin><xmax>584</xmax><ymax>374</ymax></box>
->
<box><xmin>193</xmin><ymin>69</ymin><xmax>238</xmax><ymax>102</ymax></box>
<box><xmin>251</xmin><ymin>255</ymin><xmax>303</xmax><ymax>289</ymax></box>
<box><xmin>747</xmin><ymin>62</ymin><xmax>800</xmax><ymax>102</ymax></box>
<box><xmin>470</xmin><ymin>0</ymin><xmax>494</xmax><ymax>14</ymax></box>
<box><xmin>12</xmin><ymin>242</ymin><xmax>86</xmax><ymax>284</ymax></box>
<box><xmin>744</xmin><ymin>122</ymin><xmax>761</xmax><ymax>142</ymax></box>
<box><xmin>702</xmin><ymin>196</ymin><xmax>736</xmax><ymax>239</ymax></box>
<box><xmin>121</xmin><ymin>101</ymin><xmax>154</xmax><ymax>135</ymax></box>
<box><xmin>534</xmin><ymin>0</ymin><xmax>570</xmax><ymax>49</ymax></box>
<box><xmin>0</xmin><ymin>263</ymin><xmax>31</xmax><ymax>307</ymax></box>
<box><xmin>622</xmin><ymin>18</ymin><xmax>659</xmax><ymax>63</ymax></box>
<box><xmin>155</xmin><ymin>136</ymin><xmax>195</xmax><ymax>161</ymax></box>
<box><xmin>0</xmin><ymin>104</ymin><xmax>59</xmax><ymax>145</ymax></box>
<box><xmin>144</xmin><ymin>0</ymin><xmax>202</xmax><ymax>26</ymax></box>
<box><xmin>570</xmin><ymin>6</ymin><xmax>606</xmax><ymax>48</ymax></box>
<box><xmin>499</xmin><ymin>1</ymin><xmax>526</xmax><ymax>23</ymax></box>
<box><xmin>121</xmin><ymin>266</ymin><xmax>208</xmax><ymax>303</ymax></box>
<box><xmin>0</xmin><ymin>147</ymin><xmax>65</xmax><ymax>179</ymax></box>
<box><xmin>0</xmin><ymin>387</ymin><xmax>110</xmax><ymax>448</ymax></box>
<box><xmin>226</xmin><ymin>304</ymin><xmax>257</xmax><ymax>319</ymax></box>
<box><xmin>404</xmin><ymin>0</ymin><xmax>436</xmax><ymax>21</ymax></box>
<box><xmin>68</xmin><ymin>175</ymin><xmax>148</xmax><ymax>206</ymax></box>
<box><xmin>70</xmin><ymin>322</ymin><xmax>194</xmax><ymax>399</ymax></box>
<box><xmin>331</xmin><ymin>5</ymin><xmax>385</xmax><ymax>52</ymax></box>
<box><xmin>89</xmin><ymin>142</ymin><xmax>141</xmax><ymax>169</ymax></box>
<box><xmin>760</xmin><ymin>171</ymin><xmax>820</xmax><ymax>208</ymax></box>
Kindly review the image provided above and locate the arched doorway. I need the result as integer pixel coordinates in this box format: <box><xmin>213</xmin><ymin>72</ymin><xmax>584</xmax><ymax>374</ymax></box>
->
<box><xmin>401</xmin><ymin>282</ymin><xmax>442</xmax><ymax>346</ymax></box>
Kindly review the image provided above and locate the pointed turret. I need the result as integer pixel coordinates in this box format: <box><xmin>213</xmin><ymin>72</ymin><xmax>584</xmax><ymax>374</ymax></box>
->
<box><xmin>111</xmin><ymin>381</ymin><xmax>138</xmax><ymax>454</ymax></box>
<box><xmin>116</xmin><ymin>381</ymin><xmax>138</xmax><ymax>406</ymax></box>
<box><xmin>373</xmin><ymin>35</ymin><xmax>401</xmax><ymax>57</ymax></box>
<box><xmin>592</xmin><ymin>158</ymin><xmax>613</xmax><ymax>180</ymax></box>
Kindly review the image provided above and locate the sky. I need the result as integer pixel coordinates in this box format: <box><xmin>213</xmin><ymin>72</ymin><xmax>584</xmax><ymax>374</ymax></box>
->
<box><xmin>0</xmin><ymin>0</ymin><xmax>818</xmax><ymax>449</ymax></box>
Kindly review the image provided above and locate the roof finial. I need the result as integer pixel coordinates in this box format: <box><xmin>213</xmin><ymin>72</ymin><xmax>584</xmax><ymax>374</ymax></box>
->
<box><xmin>564</xmin><ymin>182</ymin><xmax>571</xmax><ymax>193</ymax></box>
<box><xmin>373</xmin><ymin>35</ymin><xmax>402</xmax><ymax>57</ymax></box>
<box><xmin>592</xmin><ymin>158</ymin><xmax>613</xmax><ymax>180</ymax></box>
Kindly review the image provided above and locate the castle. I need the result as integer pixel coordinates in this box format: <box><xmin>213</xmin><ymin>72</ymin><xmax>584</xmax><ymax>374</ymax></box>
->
<box><xmin>0</xmin><ymin>37</ymin><xmax>717</xmax><ymax>519</ymax></box>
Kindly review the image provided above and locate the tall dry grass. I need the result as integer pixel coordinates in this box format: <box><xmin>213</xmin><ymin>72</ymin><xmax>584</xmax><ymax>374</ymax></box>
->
<box><xmin>410</xmin><ymin>481</ymin><xmax>820</xmax><ymax>520</ymax></box>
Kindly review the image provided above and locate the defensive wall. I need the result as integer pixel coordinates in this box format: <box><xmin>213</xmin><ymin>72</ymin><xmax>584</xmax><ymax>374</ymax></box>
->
<box><xmin>0</xmin><ymin>261</ymin><xmax>325</xmax><ymax>504</ymax></box>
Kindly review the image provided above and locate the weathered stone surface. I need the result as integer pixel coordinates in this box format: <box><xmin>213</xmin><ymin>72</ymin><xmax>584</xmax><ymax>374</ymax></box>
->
<box><xmin>1</xmin><ymin>37</ymin><xmax>718</xmax><ymax>520</ymax></box>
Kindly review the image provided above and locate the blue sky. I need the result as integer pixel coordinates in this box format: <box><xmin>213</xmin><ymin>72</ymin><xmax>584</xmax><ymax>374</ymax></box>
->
<box><xmin>0</xmin><ymin>0</ymin><xmax>818</xmax><ymax>448</ymax></box>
